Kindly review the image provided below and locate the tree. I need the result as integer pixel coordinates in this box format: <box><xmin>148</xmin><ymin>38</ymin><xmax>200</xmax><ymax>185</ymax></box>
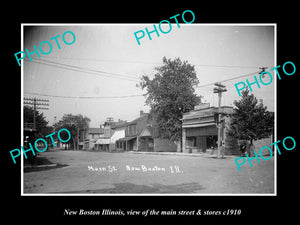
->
<box><xmin>228</xmin><ymin>88</ymin><xmax>274</xmax><ymax>155</ymax></box>
<box><xmin>24</xmin><ymin>106</ymin><xmax>52</xmax><ymax>137</ymax></box>
<box><xmin>54</xmin><ymin>114</ymin><xmax>90</xmax><ymax>150</ymax></box>
<box><xmin>140</xmin><ymin>57</ymin><xmax>201</xmax><ymax>150</ymax></box>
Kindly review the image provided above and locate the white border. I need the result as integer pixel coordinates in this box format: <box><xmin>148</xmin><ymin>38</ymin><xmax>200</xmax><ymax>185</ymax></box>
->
<box><xmin>21</xmin><ymin>23</ymin><xmax>277</xmax><ymax>196</ymax></box>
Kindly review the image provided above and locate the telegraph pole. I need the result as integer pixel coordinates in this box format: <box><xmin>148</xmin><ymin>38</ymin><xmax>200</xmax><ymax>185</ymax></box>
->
<box><xmin>24</xmin><ymin>97</ymin><xmax>49</xmax><ymax>130</ymax></box>
<box><xmin>213</xmin><ymin>82</ymin><xmax>227</xmax><ymax>158</ymax></box>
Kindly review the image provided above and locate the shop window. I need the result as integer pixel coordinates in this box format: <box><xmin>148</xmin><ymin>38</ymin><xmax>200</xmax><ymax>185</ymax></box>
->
<box><xmin>186</xmin><ymin>137</ymin><xmax>197</xmax><ymax>147</ymax></box>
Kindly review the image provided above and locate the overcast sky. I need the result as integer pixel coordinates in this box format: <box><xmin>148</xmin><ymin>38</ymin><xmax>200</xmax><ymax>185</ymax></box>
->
<box><xmin>23</xmin><ymin>24</ymin><xmax>275</xmax><ymax>128</ymax></box>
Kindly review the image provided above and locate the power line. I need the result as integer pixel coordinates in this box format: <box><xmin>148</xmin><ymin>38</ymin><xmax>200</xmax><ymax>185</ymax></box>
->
<box><xmin>26</xmin><ymin>58</ymin><xmax>263</xmax><ymax>87</ymax></box>
<box><xmin>195</xmin><ymin>70</ymin><xmax>261</xmax><ymax>89</ymax></box>
<box><xmin>24</xmin><ymin>91</ymin><xmax>144</xmax><ymax>99</ymax></box>
<box><xmin>31</xmin><ymin>56</ymin><xmax>160</xmax><ymax>65</ymax></box>
<box><xmin>30</xmin><ymin>56</ymin><xmax>268</xmax><ymax>69</ymax></box>
<box><xmin>194</xmin><ymin>64</ymin><xmax>259</xmax><ymax>69</ymax></box>
<box><xmin>25</xmin><ymin>57</ymin><xmax>271</xmax><ymax>87</ymax></box>
<box><xmin>24</xmin><ymin>70</ymin><xmax>263</xmax><ymax>99</ymax></box>
<box><xmin>25</xmin><ymin>58</ymin><xmax>140</xmax><ymax>82</ymax></box>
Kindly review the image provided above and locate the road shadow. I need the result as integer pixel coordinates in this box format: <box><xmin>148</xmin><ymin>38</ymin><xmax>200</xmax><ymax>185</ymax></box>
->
<box><xmin>24</xmin><ymin>154</ymin><xmax>54</xmax><ymax>166</ymax></box>
<box><xmin>24</xmin><ymin>163</ymin><xmax>69</xmax><ymax>173</ymax></box>
<box><xmin>59</xmin><ymin>182</ymin><xmax>204</xmax><ymax>194</ymax></box>
<box><xmin>24</xmin><ymin>155</ymin><xmax>69</xmax><ymax>173</ymax></box>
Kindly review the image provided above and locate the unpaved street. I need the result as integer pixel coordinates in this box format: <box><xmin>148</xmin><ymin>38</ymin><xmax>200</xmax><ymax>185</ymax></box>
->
<box><xmin>23</xmin><ymin>150</ymin><xmax>274</xmax><ymax>194</ymax></box>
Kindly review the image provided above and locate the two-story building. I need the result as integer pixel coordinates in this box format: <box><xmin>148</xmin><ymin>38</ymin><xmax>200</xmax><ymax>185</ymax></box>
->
<box><xmin>181</xmin><ymin>103</ymin><xmax>239</xmax><ymax>155</ymax></box>
<box><xmin>81</xmin><ymin>128</ymin><xmax>105</xmax><ymax>150</ymax></box>
<box><xmin>109</xmin><ymin>120</ymin><xmax>127</xmax><ymax>151</ymax></box>
<box><xmin>95</xmin><ymin>119</ymin><xmax>127</xmax><ymax>151</ymax></box>
<box><xmin>116</xmin><ymin>111</ymin><xmax>154</xmax><ymax>152</ymax></box>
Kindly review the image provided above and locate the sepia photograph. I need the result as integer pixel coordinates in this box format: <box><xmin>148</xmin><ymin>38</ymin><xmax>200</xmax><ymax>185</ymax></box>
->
<box><xmin>21</xmin><ymin>24</ymin><xmax>276</xmax><ymax>195</ymax></box>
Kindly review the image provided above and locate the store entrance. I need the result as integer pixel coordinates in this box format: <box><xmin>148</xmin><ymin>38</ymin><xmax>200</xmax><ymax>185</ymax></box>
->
<box><xmin>206</xmin><ymin>135</ymin><xmax>218</xmax><ymax>149</ymax></box>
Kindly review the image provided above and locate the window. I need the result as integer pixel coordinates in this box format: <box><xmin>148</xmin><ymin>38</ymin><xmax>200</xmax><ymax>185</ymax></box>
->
<box><xmin>127</xmin><ymin>125</ymin><xmax>137</xmax><ymax>135</ymax></box>
<box><xmin>133</xmin><ymin>125</ymin><xmax>137</xmax><ymax>134</ymax></box>
<box><xmin>187</xmin><ymin>137</ymin><xmax>197</xmax><ymax>147</ymax></box>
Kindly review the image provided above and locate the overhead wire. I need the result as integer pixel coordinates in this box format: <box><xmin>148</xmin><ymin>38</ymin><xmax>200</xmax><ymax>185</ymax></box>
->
<box><xmin>29</xmin><ymin>56</ymin><xmax>268</xmax><ymax>69</ymax></box>
<box><xmin>195</xmin><ymin>70</ymin><xmax>261</xmax><ymax>89</ymax></box>
<box><xmin>24</xmin><ymin>57</ymin><xmax>270</xmax><ymax>100</ymax></box>
<box><xmin>24</xmin><ymin>69</ymin><xmax>265</xmax><ymax>100</ymax></box>
<box><xmin>24</xmin><ymin>91</ymin><xmax>144</xmax><ymax>99</ymax></box>
<box><xmin>25</xmin><ymin>58</ymin><xmax>140</xmax><ymax>82</ymax></box>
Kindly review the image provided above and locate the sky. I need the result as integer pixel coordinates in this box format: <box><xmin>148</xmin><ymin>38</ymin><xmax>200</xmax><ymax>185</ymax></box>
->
<box><xmin>23</xmin><ymin>24</ymin><xmax>275</xmax><ymax>128</ymax></box>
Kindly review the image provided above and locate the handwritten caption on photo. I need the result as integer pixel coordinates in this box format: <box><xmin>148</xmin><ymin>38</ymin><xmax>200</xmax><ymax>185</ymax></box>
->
<box><xmin>88</xmin><ymin>164</ymin><xmax>183</xmax><ymax>173</ymax></box>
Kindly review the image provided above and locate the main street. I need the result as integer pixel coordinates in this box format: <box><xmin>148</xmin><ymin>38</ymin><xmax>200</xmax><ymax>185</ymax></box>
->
<box><xmin>23</xmin><ymin>150</ymin><xmax>274</xmax><ymax>194</ymax></box>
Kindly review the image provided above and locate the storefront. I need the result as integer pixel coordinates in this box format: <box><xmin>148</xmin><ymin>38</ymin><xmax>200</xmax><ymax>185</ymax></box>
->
<box><xmin>182</xmin><ymin>103</ymin><xmax>239</xmax><ymax>155</ymax></box>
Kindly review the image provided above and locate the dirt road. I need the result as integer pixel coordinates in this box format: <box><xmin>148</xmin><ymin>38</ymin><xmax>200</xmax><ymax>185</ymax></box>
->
<box><xmin>23</xmin><ymin>150</ymin><xmax>275</xmax><ymax>194</ymax></box>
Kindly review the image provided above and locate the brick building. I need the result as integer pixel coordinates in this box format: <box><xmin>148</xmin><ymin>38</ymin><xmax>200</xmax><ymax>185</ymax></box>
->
<box><xmin>116</xmin><ymin>111</ymin><xmax>154</xmax><ymax>152</ymax></box>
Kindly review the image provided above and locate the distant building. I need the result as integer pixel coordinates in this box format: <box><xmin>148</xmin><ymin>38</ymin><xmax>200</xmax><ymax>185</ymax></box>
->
<box><xmin>116</xmin><ymin>111</ymin><xmax>154</xmax><ymax>152</ymax></box>
<box><xmin>95</xmin><ymin>119</ymin><xmax>127</xmax><ymax>151</ymax></box>
<box><xmin>109</xmin><ymin>121</ymin><xmax>127</xmax><ymax>151</ymax></box>
<box><xmin>81</xmin><ymin>128</ymin><xmax>104</xmax><ymax>150</ymax></box>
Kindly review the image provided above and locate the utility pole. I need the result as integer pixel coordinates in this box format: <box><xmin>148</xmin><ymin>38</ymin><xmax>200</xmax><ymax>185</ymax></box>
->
<box><xmin>24</xmin><ymin>97</ymin><xmax>49</xmax><ymax>130</ymax></box>
<box><xmin>259</xmin><ymin>67</ymin><xmax>269</xmax><ymax>82</ymax></box>
<box><xmin>213</xmin><ymin>82</ymin><xmax>227</xmax><ymax>158</ymax></box>
<box><xmin>259</xmin><ymin>67</ymin><xmax>268</xmax><ymax>74</ymax></box>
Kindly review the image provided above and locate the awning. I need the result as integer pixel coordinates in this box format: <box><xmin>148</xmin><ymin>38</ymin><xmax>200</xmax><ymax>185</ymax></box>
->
<box><xmin>110</xmin><ymin>129</ymin><xmax>125</xmax><ymax>143</ymax></box>
<box><xmin>117</xmin><ymin>136</ymin><xmax>137</xmax><ymax>142</ymax></box>
<box><xmin>95</xmin><ymin>138</ymin><xmax>110</xmax><ymax>145</ymax></box>
<box><xmin>182</xmin><ymin>122</ymin><xmax>216</xmax><ymax>128</ymax></box>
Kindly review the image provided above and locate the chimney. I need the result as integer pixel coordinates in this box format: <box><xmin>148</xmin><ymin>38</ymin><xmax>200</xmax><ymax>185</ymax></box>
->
<box><xmin>140</xmin><ymin>110</ymin><xmax>144</xmax><ymax>116</ymax></box>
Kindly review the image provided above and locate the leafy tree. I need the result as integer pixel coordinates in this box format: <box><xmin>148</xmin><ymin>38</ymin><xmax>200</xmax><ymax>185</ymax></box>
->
<box><xmin>228</xmin><ymin>88</ymin><xmax>274</xmax><ymax>155</ymax></box>
<box><xmin>24</xmin><ymin>106</ymin><xmax>52</xmax><ymax>137</ymax></box>
<box><xmin>23</xmin><ymin>106</ymin><xmax>52</xmax><ymax>165</ymax></box>
<box><xmin>140</xmin><ymin>57</ymin><xmax>201</xmax><ymax>150</ymax></box>
<box><xmin>54</xmin><ymin>114</ymin><xmax>90</xmax><ymax>150</ymax></box>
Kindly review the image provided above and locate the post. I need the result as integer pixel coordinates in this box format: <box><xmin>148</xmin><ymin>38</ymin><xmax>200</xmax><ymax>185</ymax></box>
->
<box><xmin>77</xmin><ymin>126</ymin><xmax>79</xmax><ymax>150</ymax></box>
<box><xmin>23</xmin><ymin>97</ymin><xmax>49</xmax><ymax>131</ymax></box>
<box><xmin>213</xmin><ymin>83</ymin><xmax>227</xmax><ymax>159</ymax></box>
<box><xmin>217</xmin><ymin>92</ymin><xmax>222</xmax><ymax>158</ymax></box>
<box><xmin>182</xmin><ymin>128</ymin><xmax>186</xmax><ymax>153</ymax></box>
<box><xmin>33</xmin><ymin>98</ymin><xmax>37</xmax><ymax>130</ymax></box>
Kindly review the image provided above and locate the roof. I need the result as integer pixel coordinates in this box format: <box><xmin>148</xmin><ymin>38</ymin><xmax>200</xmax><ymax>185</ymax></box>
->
<box><xmin>182</xmin><ymin>106</ymin><xmax>234</xmax><ymax>120</ymax></box>
<box><xmin>112</xmin><ymin>121</ymin><xmax>128</xmax><ymax>129</ymax></box>
<box><xmin>126</xmin><ymin>113</ymin><xmax>149</xmax><ymax>125</ymax></box>
<box><xmin>88</xmin><ymin>128</ymin><xmax>104</xmax><ymax>134</ymax></box>
<box><xmin>140</xmin><ymin>126</ymin><xmax>152</xmax><ymax>137</ymax></box>
<box><xmin>110</xmin><ymin>129</ymin><xmax>125</xmax><ymax>143</ymax></box>
<box><xmin>117</xmin><ymin>136</ymin><xmax>137</xmax><ymax>142</ymax></box>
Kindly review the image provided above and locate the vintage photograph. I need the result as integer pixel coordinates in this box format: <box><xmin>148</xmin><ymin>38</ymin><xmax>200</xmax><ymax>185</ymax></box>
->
<box><xmin>21</xmin><ymin>24</ymin><xmax>275</xmax><ymax>195</ymax></box>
